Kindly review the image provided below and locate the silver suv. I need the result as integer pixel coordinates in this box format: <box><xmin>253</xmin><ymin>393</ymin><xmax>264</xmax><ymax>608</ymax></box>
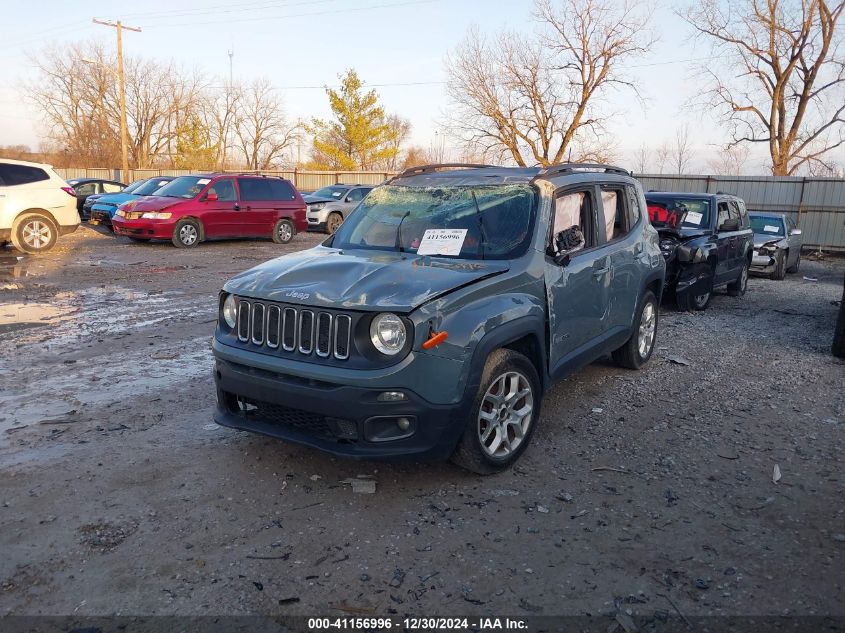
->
<box><xmin>304</xmin><ymin>184</ymin><xmax>373</xmax><ymax>234</ymax></box>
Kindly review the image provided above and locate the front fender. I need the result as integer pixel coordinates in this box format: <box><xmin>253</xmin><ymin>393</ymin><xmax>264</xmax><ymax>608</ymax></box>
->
<box><xmin>414</xmin><ymin>288</ymin><xmax>547</xmax><ymax>391</ymax></box>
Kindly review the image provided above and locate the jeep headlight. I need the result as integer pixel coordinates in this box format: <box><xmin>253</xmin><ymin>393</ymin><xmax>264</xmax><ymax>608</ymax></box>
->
<box><xmin>310</xmin><ymin>203</ymin><xmax>325</xmax><ymax>211</ymax></box>
<box><xmin>370</xmin><ymin>313</ymin><xmax>406</xmax><ymax>355</ymax></box>
<box><xmin>222</xmin><ymin>294</ymin><xmax>237</xmax><ymax>329</ymax></box>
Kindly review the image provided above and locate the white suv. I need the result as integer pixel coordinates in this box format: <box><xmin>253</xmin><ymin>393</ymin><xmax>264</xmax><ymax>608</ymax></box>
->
<box><xmin>0</xmin><ymin>159</ymin><xmax>80</xmax><ymax>253</ymax></box>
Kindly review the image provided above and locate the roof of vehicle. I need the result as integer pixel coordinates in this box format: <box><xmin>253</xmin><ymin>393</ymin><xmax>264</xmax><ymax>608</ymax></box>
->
<box><xmin>645</xmin><ymin>191</ymin><xmax>743</xmax><ymax>201</ymax></box>
<box><xmin>749</xmin><ymin>211</ymin><xmax>787</xmax><ymax>218</ymax></box>
<box><xmin>0</xmin><ymin>157</ymin><xmax>53</xmax><ymax>169</ymax></box>
<box><xmin>188</xmin><ymin>172</ymin><xmax>291</xmax><ymax>180</ymax></box>
<box><xmin>68</xmin><ymin>177</ymin><xmax>124</xmax><ymax>185</ymax></box>
<box><xmin>388</xmin><ymin>163</ymin><xmax>632</xmax><ymax>187</ymax></box>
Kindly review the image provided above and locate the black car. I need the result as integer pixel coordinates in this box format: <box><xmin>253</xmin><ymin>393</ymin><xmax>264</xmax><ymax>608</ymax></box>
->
<box><xmin>646</xmin><ymin>192</ymin><xmax>753</xmax><ymax>311</ymax></box>
<box><xmin>67</xmin><ymin>178</ymin><xmax>126</xmax><ymax>219</ymax></box>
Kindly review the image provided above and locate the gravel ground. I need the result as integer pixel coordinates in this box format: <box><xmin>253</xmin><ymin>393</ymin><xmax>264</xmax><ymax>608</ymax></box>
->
<box><xmin>0</xmin><ymin>226</ymin><xmax>843</xmax><ymax>621</ymax></box>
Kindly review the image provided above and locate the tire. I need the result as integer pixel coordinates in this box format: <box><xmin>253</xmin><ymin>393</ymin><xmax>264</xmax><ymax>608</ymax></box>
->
<box><xmin>450</xmin><ymin>348</ymin><xmax>541</xmax><ymax>475</ymax></box>
<box><xmin>612</xmin><ymin>290</ymin><xmax>658</xmax><ymax>369</ymax></box>
<box><xmin>272</xmin><ymin>219</ymin><xmax>295</xmax><ymax>244</ymax></box>
<box><xmin>677</xmin><ymin>276</ymin><xmax>713</xmax><ymax>311</ymax></box>
<box><xmin>11</xmin><ymin>213</ymin><xmax>58</xmax><ymax>254</ymax></box>
<box><xmin>771</xmin><ymin>251</ymin><xmax>786</xmax><ymax>280</ymax></box>
<box><xmin>833</xmin><ymin>277</ymin><xmax>845</xmax><ymax>358</ymax></box>
<box><xmin>728</xmin><ymin>260</ymin><xmax>750</xmax><ymax>296</ymax></box>
<box><xmin>172</xmin><ymin>218</ymin><xmax>201</xmax><ymax>248</ymax></box>
<box><xmin>787</xmin><ymin>250</ymin><xmax>801</xmax><ymax>274</ymax></box>
<box><xmin>326</xmin><ymin>212</ymin><xmax>343</xmax><ymax>235</ymax></box>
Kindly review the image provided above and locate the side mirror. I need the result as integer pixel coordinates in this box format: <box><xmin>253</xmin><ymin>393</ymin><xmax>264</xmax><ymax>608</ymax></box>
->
<box><xmin>551</xmin><ymin>225</ymin><xmax>585</xmax><ymax>265</ymax></box>
<box><xmin>719</xmin><ymin>218</ymin><xmax>739</xmax><ymax>232</ymax></box>
<box><xmin>790</xmin><ymin>228</ymin><xmax>802</xmax><ymax>236</ymax></box>
<box><xmin>205</xmin><ymin>192</ymin><xmax>218</xmax><ymax>202</ymax></box>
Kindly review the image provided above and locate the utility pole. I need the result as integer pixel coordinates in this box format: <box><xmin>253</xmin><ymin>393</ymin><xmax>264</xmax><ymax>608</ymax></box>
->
<box><xmin>93</xmin><ymin>18</ymin><xmax>141</xmax><ymax>181</ymax></box>
<box><xmin>228</xmin><ymin>48</ymin><xmax>234</xmax><ymax>87</ymax></box>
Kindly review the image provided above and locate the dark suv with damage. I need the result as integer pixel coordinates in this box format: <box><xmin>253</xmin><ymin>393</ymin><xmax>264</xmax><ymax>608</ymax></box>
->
<box><xmin>212</xmin><ymin>163</ymin><xmax>665</xmax><ymax>473</ymax></box>
<box><xmin>646</xmin><ymin>192</ymin><xmax>753</xmax><ymax>311</ymax></box>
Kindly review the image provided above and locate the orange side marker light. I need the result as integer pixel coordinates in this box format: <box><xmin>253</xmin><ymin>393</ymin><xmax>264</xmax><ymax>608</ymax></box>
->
<box><xmin>422</xmin><ymin>331</ymin><xmax>449</xmax><ymax>350</ymax></box>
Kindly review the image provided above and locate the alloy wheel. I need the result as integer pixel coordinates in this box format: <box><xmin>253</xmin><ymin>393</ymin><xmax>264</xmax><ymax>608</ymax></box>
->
<box><xmin>278</xmin><ymin>222</ymin><xmax>293</xmax><ymax>242</ymax></box>
<box><xmin>22</xmin><ymin>220</ymin><xmax>52</xmax><ymax>250</ymax></box>
<box><xmin>477</xmin><ymin>371</ymin><xmax>534</xmax><ymax>458</ymax></box>
<box><xmin>638</xmin><ymin>301</ymin><xmax>656</xmax><ymax>358</ymax></box>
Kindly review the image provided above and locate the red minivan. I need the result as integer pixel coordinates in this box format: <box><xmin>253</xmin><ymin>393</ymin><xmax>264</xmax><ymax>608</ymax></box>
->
<box><xmin>112</xmin><ymin>174</ymin><xmax>307</xmax><ymax>248</ymax></box>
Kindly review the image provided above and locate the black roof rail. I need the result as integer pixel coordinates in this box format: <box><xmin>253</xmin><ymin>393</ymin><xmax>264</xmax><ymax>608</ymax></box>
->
<box><xmin>533</xmin><ymin>162</ymin><xmax>630</xmax><ymax>180</ymax></box>
<box><xmin>390</xmin><ymin>163</ymin><xmax>497</xmax><ymax>181</ymax></box>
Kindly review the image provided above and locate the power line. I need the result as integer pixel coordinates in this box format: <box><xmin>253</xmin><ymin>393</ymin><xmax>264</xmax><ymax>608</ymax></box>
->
<box><xmin>136</xmin><ymin>0</ymin><xmax>439</xmax><ymax>28</ymax></box>
<box><xmin>110</xmin><ymin>0</ymin><xmax>338</xmax><ymax>22</ymax></box>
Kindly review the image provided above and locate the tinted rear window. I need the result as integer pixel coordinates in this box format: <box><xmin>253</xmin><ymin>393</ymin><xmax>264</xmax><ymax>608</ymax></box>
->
<box><xmin>238</xmin><ymin>178</ymin><xmax>271</xmax><ymax>201</ymax></box>
<box><xmin>0</xmin><ymin>163</ymin><xmax>50</xmax><ymax>186</ymax></box>
<box><xmin>269</xmin><ymin>179</ymin><xmax>296</xmax><ymax>201</ymax></box>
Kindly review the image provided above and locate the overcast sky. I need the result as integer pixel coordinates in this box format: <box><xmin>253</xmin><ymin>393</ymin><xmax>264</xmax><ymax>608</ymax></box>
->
<box><xmin>2</xmin><ymin>0</ymin><xmax>841</xmax><ymax>173</ymax></box>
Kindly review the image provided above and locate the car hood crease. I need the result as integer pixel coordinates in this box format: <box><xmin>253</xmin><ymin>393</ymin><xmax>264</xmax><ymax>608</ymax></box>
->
<box><xmin>223</xmin><ymin>248</ymin><xmax>510</xmax><ymax>311</ymax></box>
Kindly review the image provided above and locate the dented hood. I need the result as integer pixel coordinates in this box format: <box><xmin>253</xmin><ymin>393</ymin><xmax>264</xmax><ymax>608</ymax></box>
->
<box><xmin>223</xmin><ymin>247</ymin><xmax>510</xmax><ymax>312</ymax></box>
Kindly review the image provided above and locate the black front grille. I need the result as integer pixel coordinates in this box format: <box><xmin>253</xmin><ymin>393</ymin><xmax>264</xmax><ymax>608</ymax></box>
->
<box><xmin>237</xmin><ymin>397</ymin><xmax>358</xmax><ymax>442</ymax></box>
<box><xmin>235</xmin><ymin>298</ymin><xmax>353</xmax><ymax>361</ymax></box>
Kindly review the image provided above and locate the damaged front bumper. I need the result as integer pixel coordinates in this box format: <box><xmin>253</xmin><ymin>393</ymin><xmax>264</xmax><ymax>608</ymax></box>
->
<box><xmin>751</xmin><ymin>249</ymin><xmax>778</xmax><ymax>273</ymax></box>
<box><xmin>212</xmin><ymin>339</ymin><xmax>471</xmax><ymax>460</ymax></box>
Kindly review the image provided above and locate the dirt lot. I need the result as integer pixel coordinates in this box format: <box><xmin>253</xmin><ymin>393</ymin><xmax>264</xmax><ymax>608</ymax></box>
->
<box><xmin>0</xmin><ymin>226</ymin><xmax>843</xmax><ymax>621</ymax></box>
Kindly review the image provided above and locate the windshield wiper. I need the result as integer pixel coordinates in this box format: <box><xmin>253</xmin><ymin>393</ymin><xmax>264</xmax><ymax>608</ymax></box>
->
<box><xmin>471</xmin><ymin>190</ymin><xmax>487</xmax><ymax>260</ymax></box>
<box><xmin>395</xmin><ymin>211</ymin><xmax>410</xmax><ymax>253</ymax></box>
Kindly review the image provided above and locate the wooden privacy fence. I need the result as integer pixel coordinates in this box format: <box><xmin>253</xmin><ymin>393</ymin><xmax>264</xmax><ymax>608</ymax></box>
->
<box><xmin>55</xmin><ymin>168</ymin><xmax>845</xmax><ymax>252</ymax></box>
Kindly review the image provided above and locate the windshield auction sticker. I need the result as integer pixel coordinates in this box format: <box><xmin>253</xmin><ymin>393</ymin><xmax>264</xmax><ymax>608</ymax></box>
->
<box><xmin>417</xmin><ymin>229</ymin><xmax>468</xmax><ymax>256</ymax></box>
<box><xmin>685</xmin><ymin>211</ymin><xmax>703</xmax><ymax>225</ymax></box>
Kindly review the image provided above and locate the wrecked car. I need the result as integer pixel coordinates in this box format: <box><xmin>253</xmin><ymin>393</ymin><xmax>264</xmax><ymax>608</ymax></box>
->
<box><xmin>646</xmin><ymin>192</ymin><xmax>753</xmax><ymax>311</ymax></box>
<box><xmin>749</xmin><ymin>212</ymin><xmax>803</xmax><ymax>279</ymax></box>
<box><xmin>212</xmin><ymin>163</ymin><xmax>665</xmax><ymax>473</ymax></box>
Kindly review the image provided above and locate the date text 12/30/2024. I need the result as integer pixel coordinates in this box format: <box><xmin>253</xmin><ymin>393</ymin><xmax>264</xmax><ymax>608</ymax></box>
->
<box><xmin>308</xmin><ymin>617</ymin><xmax>528</xmax><ymax>630</ymax></box>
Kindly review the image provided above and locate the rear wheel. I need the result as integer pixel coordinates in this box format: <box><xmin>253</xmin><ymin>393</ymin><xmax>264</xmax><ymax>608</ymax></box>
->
<box><xmin>326</xmin><ymin>212</ymin><xmax>343</xmax><ymax>235</ymax></box>
<box><xmin>728</xmin><ymin>260</ymin><xmax>750</xmax><ymax>295</ymax></box>
<box><xmin>612</xmin><ymin>290</ymin><xmax>658</xmax><ymax>369</ymax></box>
<box><xmin>451</xmin><ymin>349</ymin><xmax>541</xmax><ymax>475</ymax></box>
<box><xmin>272</xmin><ymin>219</ymin><xmax>294</xmax><ymax>244</ymax></box>
<box><xmin>172</xmin><ymin>218</ymin><xmax>201</xmax><ymax>248</ymax></box>
<box><xmin>11</xmin><ymin>213</ymin><xmax>58</xmax><ymax>254</ymax></box>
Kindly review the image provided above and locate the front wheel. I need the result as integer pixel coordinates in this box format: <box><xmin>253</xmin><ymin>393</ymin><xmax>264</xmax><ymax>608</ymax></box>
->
<box><xmin>326</xmin><ymin>212</ymin><xmax>343</xmax><ymax>235</ymax></box>
<box><xmin>172</xmin><ymin>218</ymin><xmax>201</xmax><ymax>248</ymax></box>
<box><xmin>677</xmin><ymin>278</ymin><xmax>712</xmax><ymax>311</ymax></box>
<box><xmin>272</xmin><ymin>219</ymin><xmax>295</xmax><ymax>244</ymax></box>
<box><xmin>770</xmin><ymin>252</ymin><xmax>786</xmax><ymax>280</ymax></box>
<box><xmin>451</xmin><ymin>349</ymin><xmax>541</xmax><ymax>475</ymax></box>
<box><xmin>787</xmin><ymin>250</ymin><xmax>801</xmax><ymax>274</ymax></box>
<box><xmin>612</xmin><ymin>290</ymin><xmax>658</xmax><ymax>369</ymax></box>
<box><xmin>11</xmin><ymin>213</ymin><xmax>58</xmax><ymax>254</ymax></box>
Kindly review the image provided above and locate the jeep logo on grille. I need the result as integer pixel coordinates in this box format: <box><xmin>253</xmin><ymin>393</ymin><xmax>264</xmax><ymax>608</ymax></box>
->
<box><xmin>285</xmin><ymin>290</ymin><xmax>310</xmax><ymax>301</ymax></box>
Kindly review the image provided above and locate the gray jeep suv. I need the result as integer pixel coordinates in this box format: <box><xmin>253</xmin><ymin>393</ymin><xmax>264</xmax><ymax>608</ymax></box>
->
<box><xmin>212</xmin><ymin>163</ymin><xmax>665</xmax><ymax>473</ymax></box>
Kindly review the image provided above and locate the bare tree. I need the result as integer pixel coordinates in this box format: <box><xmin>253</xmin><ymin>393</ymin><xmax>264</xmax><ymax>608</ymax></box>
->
<box><xmin>671</xmin><ymin>124</ymin><xmax>693</xmax><ymax>174</ymax></box>
<box><xmin>445</xmin><ymin>0</ymin><xmax>654</xmax><ymax>166</ymax></box>
<box><xmin>683</xmin><ymin>0</ymin><xmax>845</xmax><ymax>176</ymax></box>
<box><xmin>707</xmin><ymin>143</ymin><xmax>750</xmax><ymax>175</ymax></box>
<box><xmin>234</xmin><ymin>77</ymin><xmax>297</xmax><ymax>170</ymax></box>
<box><xmin>654</xmin><ymin>141</ymin><xmax>671</xmax><ymax>173</ymax></box>
<box><xmin>632</xmin><ymin>143</ymin><xmax>650</xmax><ymax>173</ymax></box>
